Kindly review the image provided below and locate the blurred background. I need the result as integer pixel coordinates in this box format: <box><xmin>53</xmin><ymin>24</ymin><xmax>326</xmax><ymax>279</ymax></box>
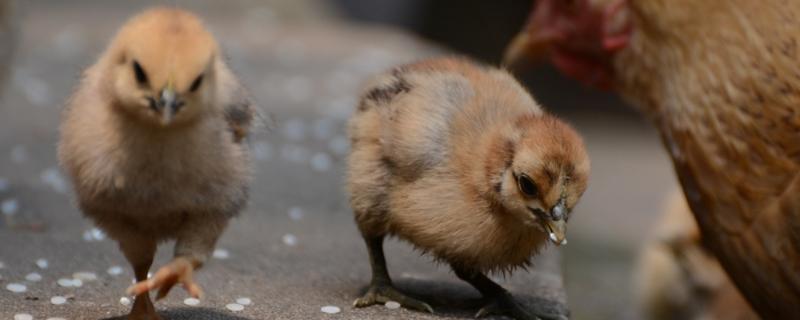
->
<box><xmin>0</xmin><ymin>1</ymin><xmax>677</xmax><ymax>319</ymax></box>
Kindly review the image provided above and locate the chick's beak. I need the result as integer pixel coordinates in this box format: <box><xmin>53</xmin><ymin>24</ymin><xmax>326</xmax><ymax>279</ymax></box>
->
<box><xmin>158</xmin><ymin>88</ymin><xmax>183</xmax><ymax>125</ymax></box>
<box><xmin>544</xmin><ymin>201</ymin><xmax>568</xmax><ymax>246</ymax></box>
<box><xmin>544</xmin><ymin>219</ymin><xmax>567</xmax><ymax>246</ymax></box>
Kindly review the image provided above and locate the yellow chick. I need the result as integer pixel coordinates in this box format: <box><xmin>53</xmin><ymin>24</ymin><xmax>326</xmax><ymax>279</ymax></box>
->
<box><xmin>58</xmin><ymin>7</ymin><xmax>254</xmax><ymax>320</ymax></box>
<box><xmin>347</xmin><ymin>57</ymin><xmax>590</xmax><ymax>319</ymax></box>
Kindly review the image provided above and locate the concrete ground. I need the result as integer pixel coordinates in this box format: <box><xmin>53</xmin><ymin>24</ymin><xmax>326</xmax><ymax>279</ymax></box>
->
<box><xmin>0</xmin><ymin>1</ymin><xmax>677</xmax><ymax>319</ymax></box>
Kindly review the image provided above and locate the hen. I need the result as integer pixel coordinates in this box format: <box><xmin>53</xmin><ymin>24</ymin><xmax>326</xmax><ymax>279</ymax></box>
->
<box><xmin>506</xmin><ymin>0</ymin><xmax>800</xmax><ymax>317</ymax></box>
<box><xmin>635</xmin><ymin>190</ymin><xmax>757</xmax><ymax>320</ymax></box>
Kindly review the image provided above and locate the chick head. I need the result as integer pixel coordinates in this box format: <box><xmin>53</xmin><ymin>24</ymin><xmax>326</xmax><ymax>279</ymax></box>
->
<box><xmin>108</xmin><ymin>7</ymin><xmax>219</xmax><ymax>126</ymax></box>
<box><xmin>497</xmin><ymin>115</ymin><xmax>589</xmax><ymax>245</ymax></box>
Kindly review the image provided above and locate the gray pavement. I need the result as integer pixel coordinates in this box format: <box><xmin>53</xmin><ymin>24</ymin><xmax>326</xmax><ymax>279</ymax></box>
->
<box><xmin>0</xmin><ymin>1</ymin><xmax>680</xmax><ymax>319</ymax></box>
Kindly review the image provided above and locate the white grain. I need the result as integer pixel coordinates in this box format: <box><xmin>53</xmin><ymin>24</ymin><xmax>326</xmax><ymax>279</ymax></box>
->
<box><xmin>6</xmin><ymin>283</ymin><xmax>27</xmax><ymax>293</ymax></box>
<box><xmin>226</xmin><ymin>303</ymin><xmax>244</xmax><ymax>312</ymax></box>
<box><xmin>321</xmin><ymin>305</ymin><xmax>341</xmax><ymax>314</ymax></box>
<box><xmin>50</xmin><ymin>296</ymin><xmax>67</xmax><ymax>305</ymax></box>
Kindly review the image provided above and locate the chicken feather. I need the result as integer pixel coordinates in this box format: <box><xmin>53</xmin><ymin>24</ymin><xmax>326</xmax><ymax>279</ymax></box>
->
<box><xmin>508</xmin><ymin>0</ymin><xmax>800</xmax><ymax>316</ymax></box>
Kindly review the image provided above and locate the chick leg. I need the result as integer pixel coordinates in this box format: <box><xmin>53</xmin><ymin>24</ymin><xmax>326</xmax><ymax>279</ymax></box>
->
<box><xmin>127</xmin><ymin>215</ymin><xmax>226</xmax><ymax>300</ymax></box>
<box><xmin>353</xmin><ymin>236</ymin><xmax>434</xmax><ymax>313</ymax></box>
<box><xmin>119</xmin><ymin>238</ymin><xmax>161</xmax><ymax>320</ymax></box>
<box><xmin>452</xmin><ymin>265</ymin><xmax>554</xmax><ymax>320</ymax></box>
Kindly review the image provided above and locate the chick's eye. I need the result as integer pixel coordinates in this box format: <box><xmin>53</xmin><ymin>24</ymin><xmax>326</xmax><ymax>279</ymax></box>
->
<box><xmin>132</xmin><ymin>60</ymin><xmax>149</xmax><ymax>86</ymax></box>
<box><xmin>189</xmin><ymin>74</ymin><xmax>204</xmax><ymax>92</ymax></box>
<box><xmin>517</xmin><ymin>174</ymin><xmax>539</xmax><ymax>197</ymax></box>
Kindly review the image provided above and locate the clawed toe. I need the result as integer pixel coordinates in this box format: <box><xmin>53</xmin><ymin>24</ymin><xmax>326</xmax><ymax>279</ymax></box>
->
<box><xmin>126</xmin><ymin>257</ymin><xmax>203</xmax><ymax>300</ymax></box>
<box><xmin>353</xmin><ymin>284</ymin><xmax>434</xmax><ymax>313</ymax></box>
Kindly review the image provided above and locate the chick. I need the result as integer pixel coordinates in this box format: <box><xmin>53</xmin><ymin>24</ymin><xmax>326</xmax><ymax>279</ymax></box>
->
<box><xmin>58</xmin><ymin>8</ymin><xmax>254</xmax><ymax>319</ymax></box>
<box><xmin>347</xmin><ymin>57</ymin><xmax>589</xmax><ymax>320</ymax></box>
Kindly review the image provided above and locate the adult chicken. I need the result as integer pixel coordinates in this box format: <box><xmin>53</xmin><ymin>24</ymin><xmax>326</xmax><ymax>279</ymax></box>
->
<box><xmin>506</xmin><ymin>0</ymin><xmax>800</xmax><ymax>317</ymax></box>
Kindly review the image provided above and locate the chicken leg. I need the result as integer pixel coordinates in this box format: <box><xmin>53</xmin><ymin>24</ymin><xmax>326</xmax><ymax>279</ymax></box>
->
<box><xmin>353</xmin><ymin>236</ymin><xmax>434</xmax><ymax>313</ymax></box>
<box><xmin>119</xmin><ymin>238</ymin><xmax>160</xmax><ymax>320</ymax></box>
<box><xmin>127</xmin><ymin>214</ymin><xmax>225</xmax><ymax>299</ymax></box>
<box><xmin>452</xmin><ymin>264</ymin><xmax>558</xmax><ymax>320</ymax></box>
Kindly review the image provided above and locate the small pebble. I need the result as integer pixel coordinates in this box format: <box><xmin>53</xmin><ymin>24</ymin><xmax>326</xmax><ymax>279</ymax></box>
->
<box><xmin>83</xmin><ymin>228</ymin><xmax>106</xmax><ymax>241</ymax></box>
<box><xmin>236</xmin><ymin>297</ymin><xmax>252</xmax><ymax>305</ymax></box>
<box><xmin>282</xmin><ymin>118</ymin><xmax>306</xmax><ymax>141</ymax></box>
<box><xmin>14</xmin><ymin>69</ymin><xmax>53</xmax><ymax>107</ymax></box>
<box><xmin>310</xmin><ymin>152</ymin><xmax>332</xmax><ymax>172</ymax></box>
<box><xmin>90</xmin><ymin>228</ymin><xmax>106</xmax><ymax>240</ymax></box>
<box><xmin>14</xmin><ymin>314</ymin><xmax>33</xmax><ymax>320</ymax></box>
<box><xmin>253</xmin><ymin>142</ymin><xmax>273</xmax><ymax>161</ymax></box>
<box><xmin>6</xmin><ymin>283</ymin><xmax>27</xmax><ymax>293</ymax></box>
<box><xmin>385</xmin><ymin>301</ymin><xmax>401</xmax><ymax>309</ymax></box>
<box><xmin>328</xmin><ymin>136</ymin><xmax>350</xmax><ymax>155</ymax></box>
<box><xmin>312</xmin><ymin>118</ymin><xmax>335</xmax><ymax>140</ymax></box>
<box><xmin>36</xmin><ymin>258</ymin><xmax>49</xmax><ymax>269</ymax></box>
<box><xmin>226</xmin><ymin>303</ymin><xmax>245</xmax><ymax>312</ymax></box>
<box><xmin>322</xmin><ymin>96</ymin><xmax>356</xmax><ymax>120</ymax></box>
<box><xmin>183</xmin><ymin>297</ymin><xmax>201</xmax><ymax>306</ymax></box>
<box><xmin>213</xmin><ymin>248</ymin><xmax>230</xmax><ymax>259</ymax></box>
<box><xmin>50</xmin><ymin>296</ymin><xmax>67</xmax><ymax>305</ymax></box>
<box><xmin>57</xmin><ymin>278</ymin><xmax>83</xmax><ymax>288</ymax></box>
<box><xmin>321</xmin><ymin>305</ymin><xmax>341</xmax><ymax>314</ymax></box>
<box><xmin>41</xmin><ymin>167</ymin><xmax>68</xmax><ymax>194</ymax></box>
<box><xmin>107</xmin><ymin>266</ymin><xmax>123</xmax><ymax>276</ymax></box>
<box><xmin>73</xmin><ymin>271</ymin><xmax>97</xmax><ymax>281</ymax></box>
<box><xmin>119</xmin><ymin>297</ymin><xmax>131</xmax><ymax>306</ymax></box>
<box><xmin>288</xmin><ymin>207</ymin><xmax>304</xmax><ymax>221</ymax></box>
<box><xmin>282</xmin><ymin>234</ymin><xmax>297</xmax><ymax>246</ymax></box>
<box><xmin>57</xmin><ymin>278</ymin><xmax>72</xmax><ymax>287</ymax></box>
<box><xmin>25</xmin><ymin>272</ymin><xmax>42</xmax><ymax>282</ymax></box>
<box><xmin>280</xmin><ymin>144</ymin><xmax>310</xmax><ymax>163</ymax></box>
<box><xmin>1</xmin><ymin>198</ymin><xmax>19</xmax><ymax>216</ymax></box>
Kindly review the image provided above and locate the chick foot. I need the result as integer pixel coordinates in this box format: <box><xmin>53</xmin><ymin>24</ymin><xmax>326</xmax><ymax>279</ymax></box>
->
<box><xmin>127</xmin><ymin>257</ymin><xmax>203</xmax><ymax>300</ymax></box>
<box><xmin>127</xmin><ymin>293</ymin><xmax>162</xmax><ymax>320</ymax></box>
<box><xmin>354</xmin><ymin>284</ymin><xmax>434</xmax><ymax>313</ymax></box>
<box><xmin>475</xmin><ymin>292</ymin><xmax>539</xmax><ymax>320</ymax></box>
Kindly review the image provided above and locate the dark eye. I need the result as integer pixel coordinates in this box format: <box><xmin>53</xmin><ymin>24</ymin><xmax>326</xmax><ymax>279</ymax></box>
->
<box><xmin>517</xmin><ymin>174</ymin><xmax>539</xmax><ymax>197</ymax></box>
<box><xmin>189</xmin><ymin>74</ymin><xmax>204</xmax><ymax>92</ymax></box>
<box><xmin>133</xmin><ymin>60</ymin><xmax>149</xmax><ymax>86</ymax></box>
